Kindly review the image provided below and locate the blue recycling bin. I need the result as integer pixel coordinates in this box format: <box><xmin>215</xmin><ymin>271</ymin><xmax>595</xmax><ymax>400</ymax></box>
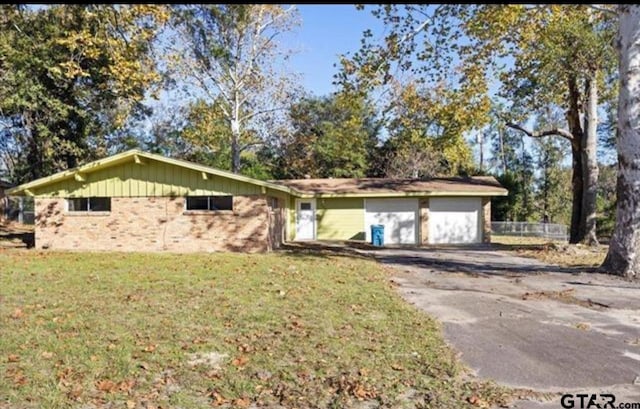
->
<box><xmin>371</xmin><ymin>224</ymin><xmax>385</xmax><ymax>247</ymax></box>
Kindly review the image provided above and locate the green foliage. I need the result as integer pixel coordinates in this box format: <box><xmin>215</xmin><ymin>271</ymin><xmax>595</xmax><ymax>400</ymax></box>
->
<box><xmin>382</xmin><ymin>82</ymin><xmax>476</xmax><ymax>177</ymax></box>
<box><xmin>532</xmin><ymin>138</ymin><xmax>572</xmax><ymax>224</ymax></box>
<box><xmin>273</xmin><ymin>92</ymin><xmax>379</xmax><ymax>179</ymax></box>
<box><xmin>0</xmin><ymin>5</ymin><xmax>168</xmax><ymax>182</ymax></box>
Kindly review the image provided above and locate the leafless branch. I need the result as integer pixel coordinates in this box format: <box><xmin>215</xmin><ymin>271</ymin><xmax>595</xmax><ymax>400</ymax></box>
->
<box><xmin>240</xmin><ymin>107</ymin><xmax>285</xmax><ymax>122</ymax></box>
<box><xmin>506</xmin><ymin>122</ymin><xmax>574</xmax><ymax>141</ymax></box>
<box><xmin>587</xmin><ymin>4</ymin><xmax>618</xmax><ymax>17</ymax></box>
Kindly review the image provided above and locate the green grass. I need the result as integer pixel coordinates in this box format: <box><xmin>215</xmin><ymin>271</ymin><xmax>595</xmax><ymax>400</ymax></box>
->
<box><xmin>0</xmin><ymin>250</ymin><xmax>509</xmax><ymax>408</ymax></box>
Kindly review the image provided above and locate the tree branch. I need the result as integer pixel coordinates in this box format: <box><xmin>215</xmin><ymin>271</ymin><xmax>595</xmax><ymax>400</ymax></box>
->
<box><xmin>240</xmin><ymin>141</ymin><xmax>263</xmax><ymax>152</ymax></box>
<box><xmin>240</xmin><ymin>107</ymin><xmax>285</xmax><ymax>122</ymax></box>
<box><xmin>506</xmin><ymin>123</ymin><xmax>574</xmax><ymax>141</ymax></box>
<box><xmin>587</xmin><ymin>4</ymin><xmax>618</xmax><ymax>17</ymax></box>
<box><xmin>506</xmin><ymin>122</ymin><xmax>573</xmax><ymax>141</ymax></box>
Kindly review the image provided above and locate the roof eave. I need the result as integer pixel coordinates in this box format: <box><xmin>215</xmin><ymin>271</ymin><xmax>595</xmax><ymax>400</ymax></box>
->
<box><xmin>6</xmin><ymin>149</ymin><xmax>296</xmax><ymax>196</ymax></box>
<box><xmin>289</xmin><ymin>190</ymin><xmax>508</xmax><ymax>198</ymax></box>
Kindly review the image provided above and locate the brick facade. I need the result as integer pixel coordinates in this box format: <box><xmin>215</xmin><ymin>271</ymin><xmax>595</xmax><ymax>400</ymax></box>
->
<box><xmin>35</xmin><ymin>196</ymin><xmax>271</xmax><ymax>252</ymax></box>
<box><xmin>419</xmin><ymin>198</ymin><xmax>429</xmax><ymax>244</ymax></box>
<box><xmin>481</xmin><ymin>197</ymin><xmax>491</xmax><ymax>243</ymax></box>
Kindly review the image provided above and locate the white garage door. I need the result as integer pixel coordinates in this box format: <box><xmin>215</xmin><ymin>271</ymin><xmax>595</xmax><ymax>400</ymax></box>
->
<box><xmin>365</xmin><ymin>199</ymin><xmax>418</xmax><ymax>245</ymax></box>
<box><xmin>429</xmin><ymin>197</ymin><xmax>481</xmax><ymax>244</ymax></box>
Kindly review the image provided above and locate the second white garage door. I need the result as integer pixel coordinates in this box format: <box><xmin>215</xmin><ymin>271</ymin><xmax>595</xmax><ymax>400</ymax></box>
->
<box><xmin>429</xmin><ymin>197</ymin><xmax>482</xmax><ymax>244</ymax></box>
<box><xmin>365</xmin><ymin>198</ymin><xmax>418</xmax><ymax>244</ymax></box>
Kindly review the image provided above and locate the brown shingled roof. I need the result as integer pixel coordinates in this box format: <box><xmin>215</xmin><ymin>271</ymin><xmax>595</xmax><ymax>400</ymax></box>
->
<box><xmin>273</xmin><ymin>176</ymin><xmax>507</xmax><ymax>197</ymax></box>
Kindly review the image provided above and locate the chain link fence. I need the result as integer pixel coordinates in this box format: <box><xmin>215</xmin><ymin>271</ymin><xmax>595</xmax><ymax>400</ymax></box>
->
<box><xmin>491</xmin><ymin>221</ymin><xmax>568</xmax><ymax>241</ymax></box>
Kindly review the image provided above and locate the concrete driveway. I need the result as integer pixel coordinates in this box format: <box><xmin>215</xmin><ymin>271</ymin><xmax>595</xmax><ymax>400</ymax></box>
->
<box><xmin>372</xmin><ymin>246</ymin><xmax>640</xmax><ymax>407</ymax></box>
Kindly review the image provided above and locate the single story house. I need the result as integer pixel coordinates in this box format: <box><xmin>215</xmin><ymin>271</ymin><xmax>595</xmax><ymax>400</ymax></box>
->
<box><xmin>7</xmin><ymin>150</ymin><xmax>507</xmax><ymax>252</ymax></box>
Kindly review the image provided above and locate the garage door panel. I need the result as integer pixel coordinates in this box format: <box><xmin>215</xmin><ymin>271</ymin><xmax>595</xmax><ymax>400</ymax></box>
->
<box><xmin>429</xmin><ymin>198</ymin><xmax>481</xmax><ymax>244</ymax></box>
<box><xmin>365</xmin><ymin>199</ymin><xmax>418</xmax><ymax>245</ymax></box>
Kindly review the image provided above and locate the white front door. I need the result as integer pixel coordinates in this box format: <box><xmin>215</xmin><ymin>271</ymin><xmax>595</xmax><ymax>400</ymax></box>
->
<box><xmin>295</xmin><ymin>199</ymin><xmax>316</xmax><ymax>240</ymax></box>
<box><xmin>365</xmin><ymin>198</ymin><xmax>418</xmax><ymax>244</ymax></box>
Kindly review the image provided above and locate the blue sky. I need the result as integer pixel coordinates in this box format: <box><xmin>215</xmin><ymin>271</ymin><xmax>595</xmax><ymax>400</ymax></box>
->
<box><xmin>285</xmin><ymin>5</ymin><xmax>382</xmax><ymax>96</ymax></box>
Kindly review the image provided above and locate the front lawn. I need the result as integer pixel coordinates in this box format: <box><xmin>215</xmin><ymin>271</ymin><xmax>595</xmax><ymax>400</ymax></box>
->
<box><xmin>0</xmin><ymin>251</ymin><xmax>506</xmax><ymax>408</ymax></box>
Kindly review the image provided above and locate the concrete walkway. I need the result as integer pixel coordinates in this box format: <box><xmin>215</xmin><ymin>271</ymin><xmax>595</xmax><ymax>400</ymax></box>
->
<box><xmin>370</xmin><ymin>246</ymin><xmax>640</xmax><ymax>407</ymax></box>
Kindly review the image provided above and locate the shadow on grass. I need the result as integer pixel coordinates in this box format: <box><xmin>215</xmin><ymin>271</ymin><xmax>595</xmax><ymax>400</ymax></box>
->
<box><xmin>278</xmin><ymin>241</ymin><xmax>376</xmax><ymax>261</ymax></box>
<box><xmin>281</xmin><ymin>241</ymin><xmax>604</xmax><ymax>277</ymax></box>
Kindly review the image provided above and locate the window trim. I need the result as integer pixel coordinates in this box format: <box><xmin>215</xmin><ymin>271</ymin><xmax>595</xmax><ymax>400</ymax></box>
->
<box><xmin>184</xmin><ymin>195</ymin><xmax>234</xmax><ymax>213</ymax></box>
<box><xmin>66</xmin><ymin>197</ymin><xmax>111</xmax><ymax>215</ymax></box>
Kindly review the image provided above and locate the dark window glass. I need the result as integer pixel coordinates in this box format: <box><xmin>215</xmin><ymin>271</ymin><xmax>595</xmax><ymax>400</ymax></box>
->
<box><xmin>210</xmin><ymin>196</ymin><xmax>233</xmax><ymax>211</ymax></box>
<box><xmin>68</xmin><ymin>197</ymin><xmax>110</xmax><ymax>212</ymax></box>
<box><xmin>186</xmin><ymin>196</ymin><xmax>209</xmax><ymax>210</ymax></box>
<box><xmin>90</xmin><ymin>197</ymin><xmax>111</xmax><ymax>211</ymax></box>
<box><xmin>186</xmin><ymin>196</ymin><xmax>233</xmax><ymax>211</ymax></box>
<box><xmin>300</xmin><ymin>202</ymin><xmax>312</xmax><ymax>211</ymax></box>
<box><xmin>68</xmin><ymin>198</ymin><xmax>88</xmax><ymax>211</ymax></box>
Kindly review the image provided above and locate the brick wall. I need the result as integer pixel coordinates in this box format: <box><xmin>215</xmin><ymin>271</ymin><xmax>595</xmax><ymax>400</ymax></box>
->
<box><xmin>34</xmin><ymin>196</ymin><xmax>271</xmax><ymax>252</ymax></box>
<box><xmin>482</xmin><ymin>197</ymin><xmax>491</xmax><ymax>243</ymax></box>
<box><xmin>419</xmin><ymin>198</ymin><xmax>429</xmax><ymax>245</ymax></box>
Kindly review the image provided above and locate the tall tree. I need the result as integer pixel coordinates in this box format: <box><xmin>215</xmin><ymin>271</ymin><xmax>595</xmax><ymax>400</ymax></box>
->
<box><xmin>170</xmin><ymin>5</ymin><xmax>299</xmax><ymax>173</ymax></box>
<box><xmin>272</xmin><ymin>92</ymin><xmax>379</xmax><ymax>179</ymax></box>
<box><xmin>381</xmin><ymin>82</ymin><xmax>477</xmax><ymax>177</ymax></box>
<box><xmin>601</xmin><ymin>5</ymin><xmax>640</xmax><ymax>279</ymax></box>
<box><xmin>0</xmin><ymin>5</ymin><xmax>168</xmax><ymax>182</ymax></box>
<box><xmin>340</xmin><ymin>5</ymin><xmax>617</xmax><ymax>245</ymax></box>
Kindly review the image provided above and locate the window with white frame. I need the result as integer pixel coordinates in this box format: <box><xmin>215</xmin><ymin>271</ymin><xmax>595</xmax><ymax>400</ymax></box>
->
<box><xmin>67</xmin><ymin>197</ymin><xmax>111</xmax><ymax>212</ymax></box>
<box><xmin>185</xmin><ymin>196</ymin><xmax>233</xmax><ymax>211</ymax></box>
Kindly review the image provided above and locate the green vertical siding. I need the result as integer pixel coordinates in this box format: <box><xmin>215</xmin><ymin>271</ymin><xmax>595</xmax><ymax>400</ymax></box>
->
<box><xmin>316</xmin><ymin>198</ymin><xmax>365</xmax><ymax>241</ymax></box>
<box><xmin>32</xmin><ymin>159</ymin><xmax>263</xmax><ymax>197</ymax></box>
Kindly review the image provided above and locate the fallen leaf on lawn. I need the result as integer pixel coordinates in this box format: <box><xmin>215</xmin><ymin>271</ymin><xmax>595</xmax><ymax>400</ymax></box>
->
<box><xmin>231</xmin><ymin>355</ymin><xmax>249</xmax><ymax>367</ymax></box>
<box><xmin>390</xmin><ymin>363</ymin><xmax>404</xmax><ymax>371</ymax></box>
<box><xmin>354</xmin><ymin>385</ymin><xmax>368</xmax><ymax>399</ymax></box>
<box><xmin>10</xmin><ymin>308</ymin><xmax>24</xmax><ymax>319</ymax></box>
<box><xmin>237</xmin><ymin>343</ymin><xmax>253</xmax><ymax>352</ymax></box>
<box><xmin>467</xmin><ymin>394</ymin><xmax>489</xmax><ymax>407</ymax></box>
<box><xmin>233</xmin><ymin>398</ymin><xmax>250</xmax><ymax>407</ymax></box>
<box><xmin>143</xmin><ymin>344</ymin><xmax>156</xmax><ymax>353</ymax></box>
<box><xmin>14</xmin><ymin>373</ymin><xmax>28</xmax><ymax>386</ymax></box>
<box><xmin>96</xmin><ymin>379</ymin><xmax>117</xmax><ymax>393</ymax></box>
<box><xmin>126</xmin><ymin>400</ymin><xmax>136</xmax><ymax>409</ymax></box>
<box><xmin>119</xmin><ymin>379</ymin><xmax>136</xmax><ymax>392</ymax></box>
<box><xmin>41</xmin><ymin>351</ymin><xmax>54</xmax><ymax>359</ymax></box>
<box><xmin>7</xmin><ymin>354</ymin><xmax>20</xmax><ymax>363</ymax></box>
<box><xmin>67</xmin><ymin>384</ymin><xmax>83</xmax><ymax>400</ymax></box>
<box><xmin>211</xmin><ymin>391</ymin><xmax>226</xmax><ymax>405</ymax></box>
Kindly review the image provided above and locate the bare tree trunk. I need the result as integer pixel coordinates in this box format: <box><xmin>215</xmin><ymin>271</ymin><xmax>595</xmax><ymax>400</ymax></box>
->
<box><xmin>230</xmin><ymin>119</ymin><xmax>241</xmax><ymax>173</ymax></box>
<box><xmin>601</xmin><ymin>5</ymin><xmax>640</xmax><ymax>279</ymax></box>
<box><xmin>566</xmin><ymin>75</ymin><xmax>585</xmax><ymax>244</ymax></box>
<box><xmin>580</xmin><ymin>74</ymin><xmax>600</xmax><ymax>245</ymax></box>
<box><xmin>230</xmin><ymin>91</ymin><xmax>242</xmax><ymax>173</ymax></box>
<box><xmin>478</xmin><ymin>133</ymin><xmax>484</xmax><ymax>171</ymax></box>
